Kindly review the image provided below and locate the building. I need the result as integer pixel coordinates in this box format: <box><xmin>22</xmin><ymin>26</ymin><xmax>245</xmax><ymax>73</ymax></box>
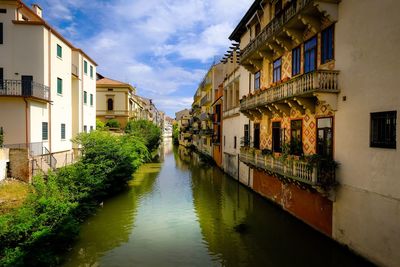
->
<box><xmin>175</xmin><ymin>108</ymin><xmax>191</xmax><ymax>147</ymax></box>
<box><xmin>96</xmin><ymin>76</ymin><xmax>136</xmax><ymax>129</ymax></box>
<box><xmin>0</xmin><ymin>0</ymin><xmax>96</xmax><ymax>178</ymax></box>
<box><xmin>220</xmin><ymin>47</ymin><xmax>252</xmax><ymax>184</ymax></box>
<box><xmin>230</xmin><ymin>0</ymin><xmax>399</xmax><ymax>266</ymax></box>
<box><xmin>211</xmin><ymin>84</ymin><xmax>223</xmax><ymax>168</ymax></box>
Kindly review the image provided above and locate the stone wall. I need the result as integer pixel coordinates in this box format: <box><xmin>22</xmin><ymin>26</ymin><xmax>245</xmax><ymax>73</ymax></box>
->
<box><xmin>9</xmin><ymin>148</ymin><xmax>30</xmax><ymax>183</ymax></box>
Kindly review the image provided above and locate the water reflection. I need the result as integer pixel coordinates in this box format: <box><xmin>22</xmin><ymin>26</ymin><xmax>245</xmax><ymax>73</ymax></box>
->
<box><xmin>63</xmin><ymin>142</ymin><xmax>374</xmax><ymax>267</ymax></box>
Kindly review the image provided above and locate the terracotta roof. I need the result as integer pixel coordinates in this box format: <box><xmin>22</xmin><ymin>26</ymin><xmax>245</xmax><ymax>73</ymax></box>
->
<box><xmin>96</xmin><ymin>77</ymin><xmax>129</xmax><ymax>86</ymax></box>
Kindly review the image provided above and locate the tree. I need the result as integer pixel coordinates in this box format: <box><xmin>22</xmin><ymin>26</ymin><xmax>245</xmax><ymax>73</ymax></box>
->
<box><xmin>125</xmin><ymin>120</ymin><xmax>161</xmax><ymax>151</ymax></box>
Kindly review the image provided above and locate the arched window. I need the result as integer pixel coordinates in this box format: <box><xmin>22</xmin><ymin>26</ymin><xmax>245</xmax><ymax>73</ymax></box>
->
<box><xmin>107</xmin><ymin>98</ymin><xmax>113</xmax><ymax>111</ymax></box>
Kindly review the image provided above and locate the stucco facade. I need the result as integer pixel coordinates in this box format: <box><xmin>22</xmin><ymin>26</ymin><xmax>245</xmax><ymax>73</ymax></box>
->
<box><xmin>0</xmin><ymin>0</ymin><xmax>97</xmax><ymax>174</ymax></box>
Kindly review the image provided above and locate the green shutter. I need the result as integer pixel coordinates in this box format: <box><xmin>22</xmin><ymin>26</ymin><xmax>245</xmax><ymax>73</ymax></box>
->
<box><xmin>84</xmin><ymin>91</ymin><xmax>87</xmax><ymax>104</ymax></box>
<box><xmin>84</xmin><ymin>61</ymin><xmax>88</xmax><ymax>74</ymax></box>
<box><xmin>90</xmin><ymin>65</ymin><xmax>93</xmax><ymax>78</ymax></box>
<box><xmin>57</xmin><ymin>78</ymin><xmax>62</xmax><ymax>94</ymax></box>
<box><xmin>90</xmin><ymin>94</ymin><xmax>93</xmax><ymax>106</ymax></box>
<box><xmin>57</xmin><ymin>44</ymin><xmax>62</xmax><ymax>58</ymax></box>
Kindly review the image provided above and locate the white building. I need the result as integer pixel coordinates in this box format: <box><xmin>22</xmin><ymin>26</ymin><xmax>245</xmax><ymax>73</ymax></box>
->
<box><xmin>0</xmin><ymin>0</ymin><xmax>97</xmax><ymax>176</ymax></box>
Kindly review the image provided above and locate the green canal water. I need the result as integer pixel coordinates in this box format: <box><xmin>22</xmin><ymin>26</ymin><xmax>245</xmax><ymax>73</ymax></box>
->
<box><xmin>62</xmin><ymin>139</ymin><xmax>373</xmax><ymax>267</ymax></box>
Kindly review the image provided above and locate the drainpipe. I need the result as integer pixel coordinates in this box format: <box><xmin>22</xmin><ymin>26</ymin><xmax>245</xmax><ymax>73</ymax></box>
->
<box><xmin>24</xmin><ymin>98</ymin><xmax>29</xmax><ymax>146</ymax></box>
<box><xmin>48</xmin><ymin>28</ymin><xmax>52</xmax><ymax>153</ymax></box>
<box><xmin>248</xmin><ymin>72</ymin><xmax>252</xmax><ymax>187</ymax></box>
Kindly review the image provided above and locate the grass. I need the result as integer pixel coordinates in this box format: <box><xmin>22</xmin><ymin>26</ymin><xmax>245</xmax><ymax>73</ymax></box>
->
<box><xmin>0</xmin><ymin>180</ymin><xmax>31</xmax><ymax>215</ymax></box>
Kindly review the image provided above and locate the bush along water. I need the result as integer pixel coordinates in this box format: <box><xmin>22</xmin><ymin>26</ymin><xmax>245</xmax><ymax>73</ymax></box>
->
<box><xmin>0</xmin><ymin>131</ymin><xmax>150</xmax><ymax>266</ymax></box>
<box><xmin>125</xmin><ymin>119</ymin><xmax>161</xmax><ymax>152</ymax></box>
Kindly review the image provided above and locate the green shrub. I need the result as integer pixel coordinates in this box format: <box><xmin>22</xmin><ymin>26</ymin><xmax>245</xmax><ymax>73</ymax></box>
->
<box><xmin>172</xmin><ymin>124</ymin><xmax>179</xmax><ymax>145</ymax></box>
<box><xmin>0</xmin><ymin>131</ymin><xmax>150</xmax><ymax>266</ymax></box>
<box><xmin>105</xmin><ymin>119</ymin><xmax>120</xmax><ymax>128</ymax></box>
<box><xmin>96</xmin><ymin>119</ymin><xmax>106</xmax><ymax>130</ymax></box>
<box><xmin>125</xmin><ymin>120</ymin><xmax>161</xmax><ymax>151</ymax></box>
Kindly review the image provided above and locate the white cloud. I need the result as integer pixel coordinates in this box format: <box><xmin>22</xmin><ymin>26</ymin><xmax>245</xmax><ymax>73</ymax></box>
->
<box><xmin>32</xmin><ymin>0</ymin><xmax>253</xmax><ymax>115</ymax></box>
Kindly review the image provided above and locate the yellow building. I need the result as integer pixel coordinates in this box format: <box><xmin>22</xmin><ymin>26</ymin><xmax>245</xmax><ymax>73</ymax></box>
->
<box><xmin>231</xmin><ymin>0</ymin><xmax>400</xmax><ymax>266</ymax></box>
<box><xmin>0</xmin><ymin>0</ymin><xmax>96</xmax><ymax>179</ymax></box>
<box><xmin>96</xmin><ymin>77</ymin><xmax>136</xmax><ymax>129</ymax></box>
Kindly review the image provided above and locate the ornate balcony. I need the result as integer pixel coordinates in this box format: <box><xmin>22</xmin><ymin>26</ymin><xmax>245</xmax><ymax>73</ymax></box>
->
<box><xmin>200</xmin><ymin>94</ymin><xmax>212</xmax><ymax>106</ymax></box>
<box><xmin>240</xmin><ymin>0</ymin><xmax>339</xmax><ymax>71</ymax></box>
<box><xmin>240</xmin><ymin>70</ymin><xmax>339</xmax><ymax>119</ymax></box>
<box><xmin>0</xmin><ymin>80</ymin><xmax>50</xmax><ymax>102</ymax></box>
<box><xmin>239</xmin><ymin>148</ymin><xmax>335</xmax><ymax>188</ymax></box>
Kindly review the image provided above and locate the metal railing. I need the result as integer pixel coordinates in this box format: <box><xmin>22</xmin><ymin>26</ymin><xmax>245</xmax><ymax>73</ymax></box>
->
<box><xmin>97</xmin><ymin>110</ymin><xmax>130</xmax><ymax>116</ymax></box>
<box><xmin>4</xmin><ymin>142</ymin><xmax>44</xmax><ymax>157</ymax></box>
<box><xmin>240</xmin><ymin>70</ymin><xmax>339</xmax><ymax>111</ymax></box>
<box><xmin>239</xmin><ymin>148</ymin><xmax>335</xmax><ymax>187</ymax></box>
<box><xmin>43</xmin><ymin>146</ymin><xmax>57</xmax><ymax>170</ymax></box>
<box><xmin>200</xmin><ymin>94</ymin><xmax>211</xmax><ymax>106</ymax></box>
<box><xmin>241</xmin><ymin>0</ymin><xmax>312</xmax><ymax>62</ymax></box>
<box><xmin>0</xmin><ymin>80</ymin><xmax>50</xmax><ymax>101</ymax></box>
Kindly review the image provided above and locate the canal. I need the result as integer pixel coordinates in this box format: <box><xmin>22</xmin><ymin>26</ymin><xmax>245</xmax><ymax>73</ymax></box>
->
<box><xmin>63</xmin><ymin>139</ymin><xmax>373</xmax><ymax>267</ymax></box>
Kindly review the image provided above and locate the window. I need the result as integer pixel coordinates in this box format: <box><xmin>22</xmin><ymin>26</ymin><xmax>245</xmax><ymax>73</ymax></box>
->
<box><xmin>61</xmin><ymin>123</ymin><xmax>66</xmax><ymax>140</ymax></box>
<box><xmin>0</xmin><ymin>23</ymin><xmax>3</xmax><ymax>44</ymax></box>
<box><xmin>275</xmin><ymin>0</ymin><xmax>282</xmax><ymax>16</ymax></box>
<box><xmin>57</xmin><ymin>44</ymin><xmax>62</xmax><ymax>58</ymax></box>
<box><xmin>84</xmin><ymin>125</ymin><xmax>87</xmax><ymax>133</ymax></box>
<box><xmin>272</xmin><ymin>122</ymin><xmax>282</xmax><ymax>152</ymax></box>
<box><xmin>90</xmin><ymin>126</ymin><xmax>94</xmax><ymax>132</ymax></box>
<box><xmin>292</xmin><ymin>46</ymin><xmax>301</xmax><ymax>76</ymax></box>
<box><xmin>304</xmin><ymin>36</ymin><xmax>317</xmax><ymax>73</ymax></box>
<box><xmin>107</xmin><ymin>98</ymin><xmax>113</xmax><ymax>111</ymax></box>
<box><xmin>273</xmin><ymin>58</ymin><xmax>282</xmax><ymax>82</ymax></box>
<box><xmin>244</xmin><ymin>124</ymin><xmax>250</xmax><ymax>147</ymax></box>
<box><xmin>90</xmin><ymin>94</ymin><xmax>93</xmax><ymax>106</ymax></box>
<box><xmin>321</xmin><ymin>26</ymin><xmax>334</xmax><ymax>64</ymax></box>
<box><xmin>42</xmin><ymin>122</ymin><xmax>48</xmax><ymax>141</ymax></box>
<box><xmin>370</xmin><ymin>111</ymin><xmax>396</xmax><ymax>149</ymax></box>
<box><xmin>254</xmin><ymin>71</ymin><xmax>260</xmax><ymax>90</ymax></box>
<box><xmin>57</xmin><ymin>78</ymin><xmax>62</xmax><ymax>94</ymax></box>
<box><xmin>253</xmin><ymin>123</ymin><xmax>260</xmax><ymax>149</ymax></box>
<box><xmin>90</xmin><ymin>65</ymin><xmax>93</xmax><ymax>78</ymax></box>
<box><xmin>84</xmin><ymin>91</ymin><xmax>87</xmax><ymax>104</ymax></box>
<box><xmin>290</xmin><ymin>120</ymin><xmax>303</xmax><ymax>155</ymax></box>
<box><xmin>84</xmin><ymin>60</ymin><xmax>88</xmax><ymax>74</ymax></box>
<box><xmin>0</xmin><ymin>9</ymin><xmax>7</xmax><ymax>13</ymax></box>
<box><xmin>234</xmin><ymin>136</ymin><xmax>237</xmax><ymax>149</ymax></box>
<box><xmin>317</xmin><ymin>117</ymin><xmax>333</xmax><ymax>158</ymax></box>
<box><xmin>0</xmin><ymin>68</ymin><xmax>3</xmax><ymax>88</ymax></box>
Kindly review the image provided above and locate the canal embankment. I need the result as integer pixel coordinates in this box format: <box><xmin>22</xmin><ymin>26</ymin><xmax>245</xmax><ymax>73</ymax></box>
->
<box><xmin>0</xmin><ymin>128</ymin><xmax>159</xmax><ymax>267</ymax></box>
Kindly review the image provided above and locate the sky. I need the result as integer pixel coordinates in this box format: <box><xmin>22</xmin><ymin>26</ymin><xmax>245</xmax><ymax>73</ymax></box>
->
<box><xmin>25</xmin><ymin>0</ymin><xmax>252</xmax><ymax>117</ymax></box>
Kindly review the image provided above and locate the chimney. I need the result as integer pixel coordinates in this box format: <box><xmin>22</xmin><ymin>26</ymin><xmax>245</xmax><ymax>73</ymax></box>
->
<box><xmin>32</xmin><ymin>4</ymin><xmax>42</xmax><ymax>18</ymax></box>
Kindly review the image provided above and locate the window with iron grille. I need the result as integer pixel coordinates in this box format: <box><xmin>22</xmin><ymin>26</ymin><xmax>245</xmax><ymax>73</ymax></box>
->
<box><xmin>42</xmin><ymin>122</ymin><xmax>48</xmax><ymax>140</ymax></box>
<box><xmin>370</xmin><ymin>111</ymin><xmax>396</xmax><ymax>148</ymax></box>
<box><xmin>321</xmin><ymin>25</ymin><xmax>334</xmax><ymax>64</ymax></box>
<box><xmin>290</xmin><ymin>120</ymin><xmax>303</xmax><ymax>155</ymax></box>
<box><xmin>273</xmin><ymin>58</ymin><xmax>282</xmax><ymax>82</ymax></box>
<box><xmin>243</xmin><ymin>124</ymin><xmax>250</xmax><ymax>147</ymax></box>
<box><xmin>61</xmin><ymin>123</ymin><xmax>66</xmax><ymax>139</ymax></box>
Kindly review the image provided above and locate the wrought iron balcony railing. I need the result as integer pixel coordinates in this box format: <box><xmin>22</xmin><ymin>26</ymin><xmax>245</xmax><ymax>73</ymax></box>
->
<box><xmin>0</xmin><ymin>80</ymin><xmax>50</xmax><ymax>101</ymax></box>
<box><xmin>200</xmin><ymin>94</ymin><xmax>212</xmax><ymax>106</ymax></box>
<box><xmin>241</xmin><ymin>0</ymin><xmax>312</xmax><ymax>63</ymax></box>
<box><xmin>239</xmin><ymin>148</ymin><xmax>335</xmax><ymax>187</ymax></box>
<box><xmin>240</xmin><ymin>70</ymin><xmax>339</xmax><ymax>111</ymax></box>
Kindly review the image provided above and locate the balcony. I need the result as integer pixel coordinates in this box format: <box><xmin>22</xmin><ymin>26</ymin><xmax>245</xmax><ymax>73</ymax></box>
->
<box><xmin>199</xmin><ymin>128</ymin><xmax>213</xmax><ymax>136</ymax></box>
<box><xmin>240</xmin><ymin>70</ymin><xmax>339</xmax><ymax>118</ymax></box>
<box><xmin>199</xmin><ymin>112</ymin><xmax>212</xmax><ymax>121</ymax></box>
<box><xmin>239</xmin><ymin>148</ymin><xmax>335</xmax><ymax>188</ymax></box>
<box><xmin>71</xmin><ymin>64</ymin><xmax>79</xmax><ymax>77</ymax></box>
<box><xmin>200</xmin><ymin>94</ymin><xmax>212</xmax><ymax>106</ymax></box>
<box><xmin>97</xmin><ymin>110</ymin><xmax>130</xmax><ymax>117</ymax></box>
<box><xmin>240</xmin><ymin>0</ymin><xmax>339</xmax><ymax>70</ymax></box>
<box><xmin>0</xmin><ymin>80</ymin><xmax>50</xmax><ymax>102</ymax></box>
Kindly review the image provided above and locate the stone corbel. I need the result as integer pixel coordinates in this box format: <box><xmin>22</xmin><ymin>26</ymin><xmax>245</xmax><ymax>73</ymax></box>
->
<box><xmin>285</xmin><ymin>99</ymin><xmax>305</xmax><ymax>115</ymax></box>
<box><xmin>274</xmin><ymin>37</ymin><xmax>292</xmax><ymax>52</ymax></box>
<box><xmin>294</xmin><ymin>97</ymin><xmax>315</xmax><ymax>113</ymax></box>
<box><xmin>298</xmin><ymin>14</ymin><xmax>321</xmax><ymax>34</ymax></box>
<box><xmin>273</xmin><ymin>103</ymin><xmax>291</xmax><ymax>116</ymax></box>
<box><xmin>283</xmin><ymin>27</ymin><xmax>303</xmax><ymax>45</ymax></box>
<box><xmin>257</xmin><ymin>106</ymin><xmax>273</xmax><ymax>118</ymax></box>
<box><xmin>258</xmin><ymin>50</ymin><xmax>274</xmax><ymax>62</ymax></box>
<box><xmin>313</xmin><ymin>92</ymin><xmax>338</xmax><ymax>111</ymax></box>
<box><xmin>268</xmin><ymin>42</ymin><xmax>284</xmax><ymax>55</ymax></box>
<box><xmin>314</xmin><ymin>1</ymin><xmax>338</xmax><ymax>22</ymax></box>
<box><xmin>242</xmin><ymin>64</ymin><xmax>257</xmax><ymax>73</ymax></box>
<box><xmin>249</xmin><ymin>109</ymin><xmax>263</xmax><ymax>120</ymax></box>
<box><xmin>267</xmin><ymin>104</ymin><xmax>283</xmax><ymax>116</ymax></box>
<box><xmin>249</xmin><ymin>59</ymin><xmax>263</xmax><ymax>70</ymax></box>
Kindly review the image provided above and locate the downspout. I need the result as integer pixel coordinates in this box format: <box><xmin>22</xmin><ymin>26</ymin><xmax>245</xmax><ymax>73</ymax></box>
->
<box><xmin>48</xmin><ymin>28</ymin><xmax>52</xmax><ymax>152</ymax></box>
<box><xmin>248</xmin><ymin>72</ymin><xmax>252</xmax><ymax>187</ymax></box>
<box><xmin>24</xmin><ymin>99</ymin><xmax>29</xmax><ymax>146</ymax></box>
<box><xmin>81</xmin><ymin>55</ymin><xmax>84</xmax><ymax>133</ymax></box>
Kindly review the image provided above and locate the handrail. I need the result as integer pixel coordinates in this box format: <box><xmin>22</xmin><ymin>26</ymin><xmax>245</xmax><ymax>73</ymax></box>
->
<box><xmin>0</xmin><ymin>80</ymin><xmax>50</xmax><ymax>101</ymax></box>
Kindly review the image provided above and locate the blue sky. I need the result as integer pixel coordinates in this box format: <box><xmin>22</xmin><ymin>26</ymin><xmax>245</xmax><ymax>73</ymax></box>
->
<box><xmin>25</xmin><ymin>0</ymin><xmax>252</xmax><ymax>117</ymax></box>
